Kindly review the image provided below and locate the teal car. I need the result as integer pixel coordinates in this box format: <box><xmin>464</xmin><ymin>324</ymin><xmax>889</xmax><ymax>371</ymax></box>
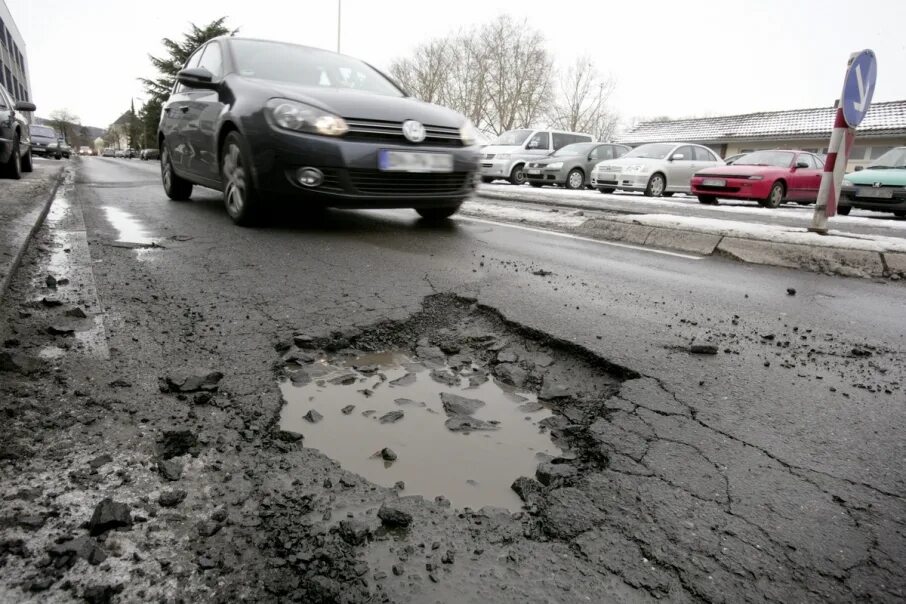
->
<box><xmin>839</xmin><ymin>147</ymin><xmax>906</xmax><ymax>217</ymax></box>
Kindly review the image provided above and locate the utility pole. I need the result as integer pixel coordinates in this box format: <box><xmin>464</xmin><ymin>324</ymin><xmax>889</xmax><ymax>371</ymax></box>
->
<box><xmin>337</xmin><ymin>0</ymin><xmax>342</xmax><ymax>53</ymax></box>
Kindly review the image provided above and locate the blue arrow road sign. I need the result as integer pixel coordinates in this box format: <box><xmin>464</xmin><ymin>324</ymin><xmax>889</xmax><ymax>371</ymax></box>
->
<box><xmin>841</xmin><ymin>50</ymin><xmax>877</xmax><ymax>128</ymax></box>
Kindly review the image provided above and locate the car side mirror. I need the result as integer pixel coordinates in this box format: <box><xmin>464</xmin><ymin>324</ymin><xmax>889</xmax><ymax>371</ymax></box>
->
<box><xmin>795</xmin><ymin>161</ymin><xmax>809</xmax><ymax>169</ymax></box>
<box><xmin>15</xmin><ymin>101</ymin><xmax>36</xmax><ymax>112</ymax></box>
<box><xmin>854</xmin><ymin>165</ymin><xmax>864</xmax><ymax>172</ymax></box>
<box><xmin>670</xmin><ymin>153</ymin><xmax>684</xmax><ymax>161</ymax></box>
<box><xmin>177</xmin><ymin>67</ymin><xmax>218</xmax><ymax>89</ymax></box>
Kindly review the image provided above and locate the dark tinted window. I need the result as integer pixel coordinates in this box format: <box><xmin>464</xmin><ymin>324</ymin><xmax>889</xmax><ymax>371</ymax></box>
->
<box><xmin>197</xmin><ymin>43</ymin><xmax>223</xmax><ymax>78</ymax></box>
<box><xmin>590</xmin><ymin>145</ymin><xmax>612</xmax><ymax>160</ymax></box>
<box><xmin>573</xmin><ymin>133</ymin><xmax>592</xmax><ymax>143</ymax></box>
<box><xmin>527</xmin><ymin>131</ymin><xmax>550</xmax><ymax>150</ymax></box>
<box><xmin>694</xmin><ymin>146</ymin><xmax>717</xmax><ymax>162</ymax></box>
<box><xmin>614</xmin><ymin>145</ymin><xmax>630</xmax><ymax>157</ymax></box>
<box><xmin>175</xmin><ymin>48</ymin><xmax>205</xmax><ymax>92</ymax></box>
<box><xmin>552</xmin><ymin>132</ymin><xmax>570</xmax><ymax>149</ymax></box>
<box><xmin>673</xmin><ymin>146</ymin><xmax>696</xmax><ymax>160</ymax></box>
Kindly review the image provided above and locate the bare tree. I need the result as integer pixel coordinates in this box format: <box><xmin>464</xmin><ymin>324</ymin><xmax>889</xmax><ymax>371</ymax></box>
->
<box><xmin>547</xmin><ymin>56</ymin><xmax>619</xmax><ymax>141</ymax></box>
<box><xmin>388</xmin><ymin>15</ymin><xmax>554</xmax><ymax>135</ymax></box>
<box><xmin>49</xmin><ymin>109</ymin><xmax>80</xmax><ymax>144</ymax></box>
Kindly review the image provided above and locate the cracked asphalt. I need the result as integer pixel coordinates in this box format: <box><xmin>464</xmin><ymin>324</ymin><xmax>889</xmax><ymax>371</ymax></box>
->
<box><xmin>1</xmin><ymin>156</ymin><xmax>904</xmax><ymax>602</ymax></box>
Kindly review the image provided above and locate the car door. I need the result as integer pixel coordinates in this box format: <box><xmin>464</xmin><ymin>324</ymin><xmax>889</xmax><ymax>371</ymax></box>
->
<box><xmin>586</xmin><ymin>144</ymin><xmax>612</xmax><ymax>178</ymax></box>
<box><xmin>0</xmin><ymin>85</ymin><xmax>14</xmax><ymax>160</ymax></box>
<box><xmin>665</xmin><ymin>145</ymin><xmax>697</xmax><ymax>191</ymax></box>
<box><xmin>798</xmin><ymin>153</ymin><xmax>823</xmax><ymax>201</ymax></box>
<box><xmin>524</xmin><ymin>131</ymin><xmax>551</xmax><ymax>160</ymax></box>
<box><xmin>183</xmin><ymin>41</ymin><xmax>226</xmax><ymax>182</ymax></box>
<box><xmin>691</xmin><ymin>146</ymin><xmax>722</xmax><ymax>189</ymax></box>
<box><xmin>161</xmin><ymin>47</ymin><xmax>204</xmax><ymax>172</ymax></box>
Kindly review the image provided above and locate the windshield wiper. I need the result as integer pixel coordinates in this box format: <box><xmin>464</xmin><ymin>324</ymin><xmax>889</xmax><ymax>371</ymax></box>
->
<box><xmin>866</xmin><ymin>165</ymin><xmax>892</xmax><ymax>169</ymax></box>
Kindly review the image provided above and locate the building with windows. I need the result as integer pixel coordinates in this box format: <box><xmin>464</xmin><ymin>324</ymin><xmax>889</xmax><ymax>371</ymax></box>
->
<box><xmin>0</xmin><ymin>1</ymin><xmax>29</xmax><ymax>104</ymax></box>
<box><xmin>619</xmin><ymin>100</ymin><xmax>906</xmax><ymax>170</ymax></box>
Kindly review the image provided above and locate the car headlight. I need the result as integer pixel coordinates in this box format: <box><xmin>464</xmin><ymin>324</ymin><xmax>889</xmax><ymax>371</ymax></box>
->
<box><xmin>459</xmin><ymin>120</ymin><xmax>480</xmax><ymax>146</ymax></box>
<box><xmin>842</xmin><ymin>179</ymin><xmax>853</xmax><ymax>187</ymax></box>
<box><xmin>546</xmin><ymin>162</ymin><xmax>563</xmax><ymax>170</ymax></box>
<box><xmin>748</xmin><ymin>175</ymin><xmax>764</xmax><ymax>181</ymax></box>
<box><xmin>265</xmin><ymin>98</ymin><xmax>348</xmax><ymax>136</ymax></box>
<box><xmin>623</xmin><ymin>165</ymin><xmax>649</xmax><ymax>173</ymax></box>
<box><xmin>496</xmin><ymin>153</ymin><xmax>511</xmax><ymax>159</ymax></box>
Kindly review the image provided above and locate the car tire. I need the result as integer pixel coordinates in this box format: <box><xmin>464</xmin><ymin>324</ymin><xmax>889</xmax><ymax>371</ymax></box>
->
<box><xmin>481</xmin><ymin>176</ymin><xmax>494</xmax><ymax>184</ymax></box>
<box><xmin>697</xmin><ymin>195</ymin><xmax>718</xmax><ymax>205</ymax></box>
<box><xmin>54</xmin><ymin>154</ymin><xmax>61</xmax><ymax>160</ymax></box>
<box><xmin>160</xmin><ymin>143</ymin><xmax>193</xmax><ymax>201</ymax></box>
<box><xmin>221</xmin><ymin>131</ymin><xmax>263</xmax><ymax>226</ymax></box>
<box><xmin>416</xmin><ymin>204</ymin><xmax>462</xmax><ymax>220</ymax></box>
<box><xmin>21</xmin><ymin>147</ymin><xmax>33</xmax><ymax>173</ymax></box>
<box><xmin>529</xmin><ymin>182</ymin><xmax>544</xmax><ymax>188</ymax></box>
<box><xmin>565</xmin><ymin>168</ymin><xmax>585</xmax><ymax>190</ymax></box>
<box><xmin>644</xmin><ymin>173</ymin><xmax>666</xmax><ymax>197</ymax></box>
<box><xmin>761</xmin><ymin>182</ymin><xmax>785</xmax><ymax>208</ymax></box>
<box><xmin>508</xmin><ymin>164</ymin><xmax>526</xmax><ymax>186</ymax></box>
<box><xmin>597</xmin><ymin>187</ymin><xmax>615</xmax><ymax>194</ymax></box>
<box><xmin>796</xmin><ymin>201</ymin><xmax>811</xmax><ymax>206</ymax></box>
<box><xmin>1</xmin><ymin>133</ymin><xmax>22</xmax><ymax>179</ymax></box>
<box><xmin>837</xmin><ymin>205</ymin><xmax>852</xmax><ymax>216</ymax></box>
<box><xmin>894</xmin><ymin>211</ymin><xmax>906</xmax><ymax>218</ymax></box>
<box><xmin>662</xmin><ymin>191</ymin><xmax>674</xmax><ymax>197</ymax></box>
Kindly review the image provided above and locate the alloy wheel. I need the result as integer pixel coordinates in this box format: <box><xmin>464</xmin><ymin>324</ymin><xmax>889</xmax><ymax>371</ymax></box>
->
<box><xmin>568</xmin><ymin>170</ymin><xmax>583</xmax><ymax>189</ymax></box>
<box><xmin>223</xmin><ymin>144</ymin><xmax>247</xmax><ymax>218</ymax></box>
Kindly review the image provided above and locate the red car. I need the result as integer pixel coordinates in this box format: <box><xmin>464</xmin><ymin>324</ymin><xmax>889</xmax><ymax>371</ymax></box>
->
<box><xmin>691</xmin><ymin>150</ymin><xmax>824</xmax><ymax>208</ymax></box>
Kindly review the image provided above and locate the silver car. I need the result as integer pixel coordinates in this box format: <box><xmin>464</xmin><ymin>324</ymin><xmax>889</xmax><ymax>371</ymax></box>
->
<box><xmin>592</xmin><ymin>142</ymin><xmax>724</xmax><ymax>197</ymax></box>
<box><xmin>480</xmin><ymin>129</ymin><xmax>594</xmax><ymax>185</ymax></box>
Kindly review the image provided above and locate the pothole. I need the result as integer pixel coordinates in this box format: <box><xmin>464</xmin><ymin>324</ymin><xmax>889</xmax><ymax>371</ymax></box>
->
<box><xmin>277</xmin><ymin>294</ymin><xmax>635</xmax><ymax>511</ymax></box>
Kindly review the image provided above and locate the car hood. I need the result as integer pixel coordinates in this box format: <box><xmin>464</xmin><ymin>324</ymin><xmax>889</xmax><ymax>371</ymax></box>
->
<box><xmin>534</xmin><ymin>155</ymin><xmax>581</xmax><ymax>166</ymax></box>
<box><xmin>595</xmin><ymin>157</ymin><xmax>669</xmax><ymax>169</ymax></box>
<box><xmin>261</xmin><ymin>80</ymin><xmax>466</xmax><ymax>127</ymax></box>
<box><xmin>846</xmin><ymin>167</ymin><xmax>906</xmax><ymax>187</ymax></box>
<box><xmin>695</xmin><ymin>164</ymin><xmax>784</xmax><ymax>176</ymax></box>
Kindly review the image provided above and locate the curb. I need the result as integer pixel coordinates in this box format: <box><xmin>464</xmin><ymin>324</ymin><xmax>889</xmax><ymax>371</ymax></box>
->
<box><xmin>574</xmin><ymin>217</ymin><xmax>903</xmax><ymax>279</ymax></box>
<box><xmin>0</xmin><ymin>166</ymin><xmax>67</xmax><ymax>300</ymax></box>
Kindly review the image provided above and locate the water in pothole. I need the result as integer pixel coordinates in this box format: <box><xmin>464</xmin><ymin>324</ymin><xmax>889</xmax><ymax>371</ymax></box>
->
<box><xmin>279</xmin><ymin>350</ymin><xmax>562</xmax><ymax>511</ymax></box>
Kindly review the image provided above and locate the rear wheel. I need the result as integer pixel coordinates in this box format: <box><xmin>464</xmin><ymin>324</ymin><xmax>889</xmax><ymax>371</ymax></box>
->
<box><xmin>222</xmin><ymin>132</ymin><xmax>264</xmax><ymax>226</ymax></box>
<box><xmin>21</xmin><ymin>147</ymin><xmax>33</xmax><ymax>172</ymax></box>
<box><xmin>160</xmin><ymin>143</ymin><xmax>193</xmax><ymax>201</ymax></box>
<box><xmin>565</xmin><ymin>168</ymin><xmax>585</xmax><ymax>190</ymax></box>
<box><xmin>1</xmin><ymin>133</ymin><xmax>22</xmax><ymax>179</ymax></box>
<box><xmin>837</xmin><ymin>205</ymin><xmax>852</xmax><ymax>216</ymax></box>
<box><xmin>597</xmin><ymin>187</ymin><xmax>615</xmax><ymax>194</ymax></box>
<box><xmin>644</xmin><ymin>173</ymin><xmax>666</xmax><ymax>197</ymax></box>
<box><xmin>662</xmin><ymin>191</ymin><xmax>675</xmax><ymax>197</ymax></box>
<box><xmin>508</xmin><ymin>164</ymin><xmax>526</xmax><ymax>185</ymax></box>
<box><xmin>760</xmin><ymin>182</ymin><xmax>785</xmax><ymax>208</ymax></box>
<box><xmin>697</xmin><ymin>195</ymin><xmax>718</xmax><ymax>205</ymax></box>
<box><xmin>416</xmin><ymin>204</ymin><xmax>461</xmax><ymax>220</ymax></box>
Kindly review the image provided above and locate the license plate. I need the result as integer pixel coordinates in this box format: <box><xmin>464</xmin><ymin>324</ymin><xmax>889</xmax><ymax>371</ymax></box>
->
<box><xmin>703</xmin><ymin>178</ymin><xmax>726</xmax><ymax>187</ymax></box>
<box><xmin>857</xmin><ymin>187</ymin><xmax>893</xmax><ymax>199</ymax></box>
<box><xmin>598</xmin><ymin>172</ymin><xmax>616</xmax><ymax>181</ymax></box>
<box><xmin>527</xmin><ymin>169</ymin><xmax>541</xmax><ymax>175</ymax></box>
<box><xmin>378</xmin><ymin>150</ymin><xmax>453</xmax><ymax>173</ymax></box>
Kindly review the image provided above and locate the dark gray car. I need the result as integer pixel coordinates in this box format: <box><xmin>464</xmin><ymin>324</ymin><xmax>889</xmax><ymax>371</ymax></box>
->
<box><xmin>524</xmin><ymin>143</ymin><xmax>630</xmax><ymax>189</ymax></box>
<box><xmin>0</xmin><ymin>82</ymin><xmax>35</xmax><ymax>179</ymax></box>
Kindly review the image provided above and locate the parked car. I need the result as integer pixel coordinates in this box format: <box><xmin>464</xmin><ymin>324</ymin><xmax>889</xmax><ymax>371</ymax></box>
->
<box><xmin>79</xmin><ymin>146</ymin><xmax>92</xmax><ymax>156</ymax></box>
<box><xmin>524</xmin><ymin>143</ymin><xmax>631</xmax><ymax>189</ymax></box>
<box><xmin>838</xmin><ymin>147</ymin><xmax>906</xmax><ymax>217</ymax></box>
<box><xmin>690</xmin><ymin>150</ymin><xmax>825</xmax><ymax>207</ymax></box>
<box><xmin>723</xmin><ymin>153</ymin><xmax>746</xmax><ymax>165</ymax></box>
<box><xmin>140</xmin><ymin>148</ymin><xmax>160</xmax><ymax>160</ymax></box>
<box><xmin>159</xmin><ymin>36</ymin><xmax>480</xmax><ymax>225</ymax></box>
<box><xmin>123</xmin><ymin>148</ymin><xmax>137</xmax><ymax>159</ymax></box>
<box><xmin>0</xmin><ymin>83</ymin><xmax>35</xmax><ymax>179</ymax></box>
<box><xmin>49</xmin><ymin>141</ymin><xmax>72</xmax><ymax>159</ymax></box>
<box><xmin>591</xmin><ymin>142</ymin><xmax>723</xmax><ymax>196</ymax></box>
<box><xmin>114</xmin><ymin>149</ymin><xmax>124</xmax><ymax>158</ymax></box>
<box><xmin>480</xmin><ymin>129</ymin><xmax>594</xmax><ymax>185</ymax></box>
<box><xmin>30</xmin><ymin>125</ymin><xmax>62</xmax><ymax>158</ymax></box>
<box><xmin>102</xmin><ymin>148</ymin><xmax>116</xmax><ymax>157</ymax></box>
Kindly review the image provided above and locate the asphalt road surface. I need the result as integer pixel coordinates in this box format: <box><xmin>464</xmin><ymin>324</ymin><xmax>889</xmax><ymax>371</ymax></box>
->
<box><xmin>1</xmin><ymin>156</ymin><xmax>904</xmax><ymax>602</ymax></box>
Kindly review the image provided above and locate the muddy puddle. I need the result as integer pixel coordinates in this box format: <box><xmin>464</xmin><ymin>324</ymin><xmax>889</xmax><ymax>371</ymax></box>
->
<box><xmin>279</xmin><ymin>350</ymin><xmax>562</xmax><ymax>511</ymax></box>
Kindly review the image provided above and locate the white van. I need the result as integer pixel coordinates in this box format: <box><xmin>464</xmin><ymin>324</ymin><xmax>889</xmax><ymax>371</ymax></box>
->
<box><xmin>480</xmin><ymin>129</ymin><xmax>594</xmax><ymax>185</ymax></box>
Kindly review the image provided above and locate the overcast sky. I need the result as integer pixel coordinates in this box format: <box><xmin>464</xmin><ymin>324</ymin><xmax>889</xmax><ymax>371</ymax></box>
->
<box><xmin>7</xmin><ymin>0</ymin><xmax>905</xmax><ymax>131</ymax></box>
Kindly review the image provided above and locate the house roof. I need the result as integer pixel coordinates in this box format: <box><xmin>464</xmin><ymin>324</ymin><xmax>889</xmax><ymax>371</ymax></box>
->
<box><xmin>618</xmin><ymin>100</ymin><xmax>906</xmax><ymax>145</ymax></box>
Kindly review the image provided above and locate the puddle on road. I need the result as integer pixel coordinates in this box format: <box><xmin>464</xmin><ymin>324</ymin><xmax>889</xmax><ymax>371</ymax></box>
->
<box><xmin>102</xmin><ymin>206</ymin><xmax>154</xmax><ymax>245</ymax></box>
<box><xmin>279</xmin><ymin>350</ymin><xmax>562</xmax><ymax>511</ymax></box>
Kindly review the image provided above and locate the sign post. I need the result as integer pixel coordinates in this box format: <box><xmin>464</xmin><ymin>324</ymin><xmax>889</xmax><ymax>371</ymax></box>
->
<box><xmin>809</xmin><ymin>50</ymin><xmax>877</xmax><ymax>234</ymax></box>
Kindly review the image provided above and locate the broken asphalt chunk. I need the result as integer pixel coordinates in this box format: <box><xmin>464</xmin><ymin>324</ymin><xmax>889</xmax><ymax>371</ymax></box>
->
<box><xmin>88</xmin><ymin>498</ymin><xmax>132</xmax><ymax>535</ymax></box>
<box><xmin>45</xmin><ymin>274</ymin><xmax>57</xmax><ymax>289</ymax></box>
<box><xmin>341</xmin><ymin>405</ymin><xmax>356</xmax><ymax>415</ymax></box>
<box><xmin>338</xmin><ymin>519</ymin><xmax>372</xmax><ymax>546</ymax></box>
<box><xmin>440</xmin><ymin>393</ymin><xmax>485</xmax><ymax>416</ymax></box>
<box><xmin>0</xmin><ymin>351</ymin><xmax>44</xmax><ymax>375</ymax></box>
<box><xmin>160</xmin><ymin>369</ymin><xmax>224</xmax><ymax>393</ymax></box>
<box><xmin>535</xmin><ymin>462</ymin><xmax>578</xmax><ymax>486</ymax></box>
<box><xmin>381</xmin><ymin>447</ymin><xmax>398</xmax><ymax>461</ymax></box>
<box><xmin>48</xmin><ymin>535</ymin><xmax>107</xmax><ymax>567</ymax></box>
<box><xmin>159</xmin><ymin>429</ymin><xmax>198</xmax><ymax>459</ymax></box>
<box><xmin>378</xmin><ymin>502</ymin><xmax>413</xmax><ymax>528</ymax></box>
<box><xmin>444</xmin><ymin>416</ymin><xmax>500</xmax><ymax>432</ymax></box>
<box><xmin>689</xmin><ymin>344</ymin><xmax>719</xmax><ymax>355</ymax></box>
<box><xmin>303</xmin><ymin>409</ymin><xmax>324</xmax><ymax>423</ymax></box>
<box><xmin>275</xmin><ymin>429</ymin><xmax>304</xmax><ymax>443</ymax></box>
<box><xmin>47</xmin><ymin>324</ymin><xmax>76</xmax><ymax>336</ymax></box>
<box><xmin>379</xmin><ymin>410</ymin><xmax>405</xmax><ymax>424</ymax></box>
<box><xmin>65</xmin><ymin>307</ymin><xmax>88</xmax><ymax>319</ymax></box>
<box><xmin>158</xmin><ymin>489</ymin><xmax>188</xmax><ymax>508</ymax></box>
<box><xmin>39</xmin><ymin>297</ymin><xmax>63</xmax><ymax>307</ymax></box>
<box><xmin>157</xmin><ymin>459</ymin><xmax>183</xmax><ymax>481</ymax></box>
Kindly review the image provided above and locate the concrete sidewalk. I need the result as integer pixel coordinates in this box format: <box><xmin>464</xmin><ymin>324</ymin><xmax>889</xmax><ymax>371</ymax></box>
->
<box><xmin>0</xmin><ymin>161</ymin><xmax>66</xmax><ymax>298</ymax></box>
<box><xmin>461</xmin><ymin>199</ymin><xmax>906</xmax><ymax>279</ymax></box>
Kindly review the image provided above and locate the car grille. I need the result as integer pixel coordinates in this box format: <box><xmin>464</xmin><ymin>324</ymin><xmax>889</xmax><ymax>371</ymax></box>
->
<box><xmin>484</xmin><ymin>153</ymin><xmax>495</xmax><ymax>160</ymax></box>
<box><xmin>348</xmin><ymin>169</ymin><xmax>470</xmax><ymax>196</ymax></box>
<box><xmin>343</xmin><ymin>119</ymin><xmax>464</xmax><ymax>147</ymax></box>
<box><xmin>319</xmin><ymin>169</ymin><xmax>345</xmax><ymax>193</ymax></box>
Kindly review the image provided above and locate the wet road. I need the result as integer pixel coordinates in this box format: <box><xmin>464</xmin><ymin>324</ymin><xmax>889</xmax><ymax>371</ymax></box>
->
<box><xmin>14</xmin><ymin>155</ymin><xmax>906</xmax><ymax>601</ymax></box>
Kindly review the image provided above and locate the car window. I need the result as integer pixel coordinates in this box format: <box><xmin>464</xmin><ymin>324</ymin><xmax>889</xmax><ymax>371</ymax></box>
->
<box><xmin>797</xmin><ymin>154</ymin><xmax>816</xmax><ymax>169</ymax></box>
<box><xmin>591</xmin><ymin>145</ymin><xmax>612</xmax><ymax>161</ymax></box>
<box><xmin>614</xmin><ymin>145</ymin><xmax>630</xmax><ymax>158</ymax></box>
<box><xmin>694</xmin><ymin>147</ymin><xmax>717</xmax><ymax>162</ymax></box>
<box><xmin>175</xmin><ymin>47</ymin><xmax>205</xmax><ymax>93</ymax></box>
<box><xmin>552</xmin><ymin>132</ymin><xmax>570</xmax><ymax>150</ymax></box>
<box><xmin>574</xmin><ymin>134</ymin><xmax>592</xmax><ymax>143</ymax></box>
<box><xmin>197</xmin><ymin>42</ymin><xmax>223</xmax><ymax>79</ymax></box>
<box><xmin>673</xmin><ymin>146</ymin><xmax>695</xmax><ymax>161</ymax></box>
<box><xmin>811</xmin><ymin>154</ymin><xmax>825</xmax><ymax>168</ymax></box>
<box><xmin>527</xmin><ymin>131</ymin><xmax>550</xmax><ymax>150</ymax></box>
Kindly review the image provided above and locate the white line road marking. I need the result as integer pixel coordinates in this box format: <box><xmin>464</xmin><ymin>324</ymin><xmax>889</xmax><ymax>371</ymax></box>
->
<box><xmin>455</xmin><ymin>216</ymin><xmax>705</xmax><ymax>260</ymax></box>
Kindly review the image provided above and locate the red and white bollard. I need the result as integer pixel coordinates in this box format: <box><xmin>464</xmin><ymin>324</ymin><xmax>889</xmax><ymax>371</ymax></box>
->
<box><xmin>810</xmin><ymin>108</ymin><xmax>854</xmax><ymax>234</ymax></box>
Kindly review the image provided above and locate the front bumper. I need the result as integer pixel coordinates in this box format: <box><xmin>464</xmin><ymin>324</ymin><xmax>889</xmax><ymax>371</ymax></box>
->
<box><xmin>690</xmin><ymin>177</ymin><xmax>770</xmax><ymax>200</ymax></box>
<box><xmin>525</xmin><ymin>166</ymin><xmax>567</xmax><ymax>185</ymax></box>
<box><xmin>840</xmin><ymin>185</ymin><xmax>906</xmax><ymax>212</ymax></box>
<box><xmin>245</xmin><ymin>126</ymin><xmax>480</xmax><ymax>208</ymax></box>
<box><xmin>479</xmin><ymin>158</ymin><xmax>516</xmax><ymax>179</ymax></box>
<box><xmin>31</xmin><ymin>144</ymin><xmax>57</xmax><ymax>157</ymax></box>
<box><xmin>591</xmin><ymin>170</ymin><xmax>650</xmax><ymax>191</ymax></box>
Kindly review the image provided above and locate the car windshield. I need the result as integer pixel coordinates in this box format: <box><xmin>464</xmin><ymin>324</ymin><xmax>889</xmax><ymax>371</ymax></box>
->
<box><xmin>734</xmin><ymin>151</ymin><xmax>795</xmax><ymax>167</ymax></box>
<box><xmin>553</xmin><ymin>143</ymin><xmax>597</xmax><ymax>157</ymax></box>
<box><xmin>229</xmin><ymin>39</ymin><xmax>404</xmax><ymax>97</ymax></box>
<box><xmin>623</xmin><ymin>143</ymin><xmax>676</xmax><ymax>160</ymax></box>
<box><xmin>493</xmin><ymin>130</ymin><xmax>533</xmax><ymax>146</ymax></box>
<box><xmin>867</xmin><ymin>147</ymin><xmax>906</xmax><ymax>169</ymax></box>
<box><xmin>32</xmin><ymin>126</ymin><xmax>56</xmax><ymax>138</ymax></box>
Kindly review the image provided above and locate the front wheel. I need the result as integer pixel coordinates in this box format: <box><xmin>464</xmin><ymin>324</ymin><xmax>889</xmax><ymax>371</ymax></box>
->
<box><xmin>644</xmin><ymin>173</ymin><xmax>666</xmax><ymax>197</ymax></box>
<box><xmin>416</xmin><ymin>204</ymin><xmax>461</xmax><ymax>220</ymax></box>
<box><xmin>697</xmin><ymin>195</ymin><xmax>718</xmax><ymax>205</ymax></box>
<box><xmin>222</xmin><ymin>131</ymin><xmax>263</xmax><ymax>226</ymax></box>
<box><xmin>597</xmin><ymin>187</ymin><xmax>615</xmax><ymax>194</ymax></box>
<box><xmin>529</xmin><ymin>182</ymin><xmax>544</xmax><ymax>188</ymax></box>
<box><xmin>760</xmin><ymin>182</ymin><xmax>785</xmax><ymax>208</ymax></box>
<box><xmin>21</xmin><ymin>148</ymin><xmax>33</xmax><ymax>172</ymax></box>
<box><xmin>508</xmin><ymin>164</ymin><xmax>526</xmax><ymax>186</ymax></box>
<box><xmin>565</xmin><ymin>168</ymin><xmax>585</xmax><ymax>190</ymax></box>
<box><xmin>160</xmin><ymin>144</ymin><xmax>193</xmax><ymax>201</ymax></box>
<box><xmin>662</xmin><ymin>192</ymin><xmax>675</xmax><ymax>197</ymax></box>
<box><xmin>1</xmin><ymin>134</ymin><xmax>22</xmax><ymax>179</ymax></box>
